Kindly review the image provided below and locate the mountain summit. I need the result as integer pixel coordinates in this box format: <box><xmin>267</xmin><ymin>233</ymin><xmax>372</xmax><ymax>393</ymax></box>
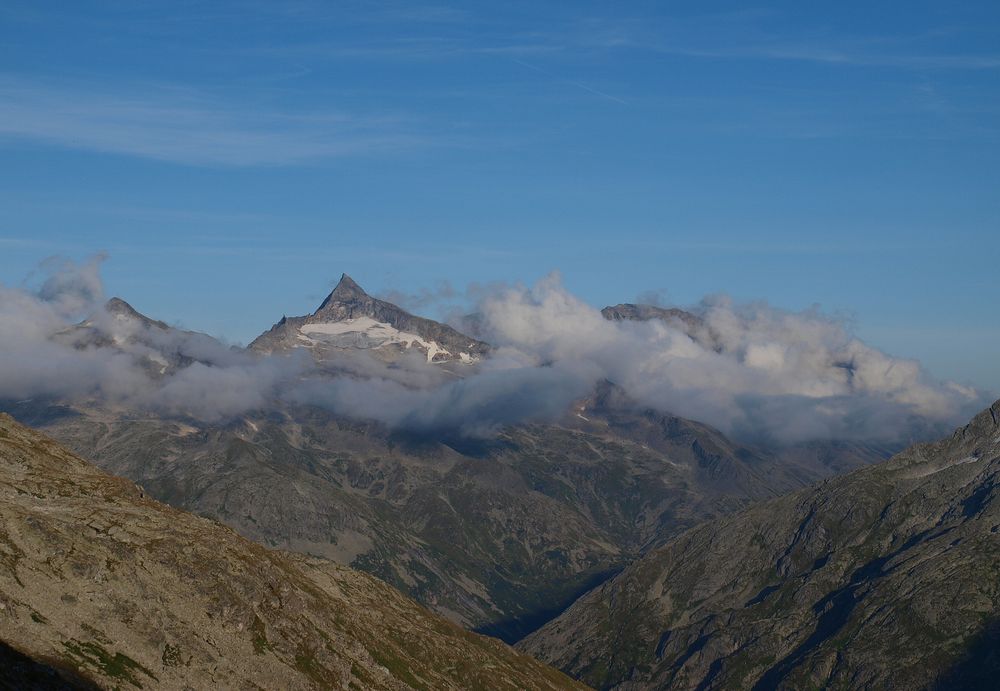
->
<box><xmin>103</xmin><ymin>296</ymin><xmax>172</xmax><ymax>331</ymax></box>
<box><xmin>54</xmin><ymin>297</ymin><xmax>227</xmax><ymax>378</ymax></box>
<box><xmin>601</xmin><ymin>303</ymin><xmax>700</xmax><ymax>329</ymax></box>
<box><xmin>601</xmin><ymin>302</ymin><xmax>718</xmax><ymax>350</ymax></box>
<box><xmin>313</xmin><ymin>272</ymin><xmax>411</xmax><ymax>323</ymax></box>
<box><xmin>250</xmin><ymin>274</ymin><xmax>490</xmax><ymax>364</ymax></box>
<box><xmin>317</xmin><ymin>272</ymin><xmax>367</xmax><ymax>308</ymax></box>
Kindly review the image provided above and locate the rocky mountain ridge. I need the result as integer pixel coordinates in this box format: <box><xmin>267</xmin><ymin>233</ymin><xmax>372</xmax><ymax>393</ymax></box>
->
<box><xmin>600</xmin><ymin>303</ymin><xmax>701</xmax><ymax>328</ymax></box>
<box><xmin>55</xmin><ymin>296</ymin><xmax>233</xmax><ymax>379</ymax></box>
<box><xmin>521</xmin><ymin>399</ymin><xmax>1000</xmax><ymax>689</ymax></box>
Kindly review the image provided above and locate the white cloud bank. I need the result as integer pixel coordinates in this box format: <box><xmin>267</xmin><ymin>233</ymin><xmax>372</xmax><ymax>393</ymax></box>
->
<box><xmin>0</xmin><ymin>256</ymin><xmax>309</xmax><ymax>419</ymax></box>
<box><xmin>468</xmin><ymin>274</ymin><xmax>984</xmax><ymax>442</ymax></box>
<box><xmin>0</xmin><ymin>260</ymin><xmax>988</xmax><ymax>444</ymax></box>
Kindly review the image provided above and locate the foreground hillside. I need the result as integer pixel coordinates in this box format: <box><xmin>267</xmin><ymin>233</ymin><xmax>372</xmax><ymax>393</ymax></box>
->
<box><xmin>0</xmin><ymin>413</ymin><xmax>584</xmax><ymax>690</ymax></box>
<box><xmin>13</xmin><ymin>393</ymin><xmax>873</xmax><ymax>644</ymax></box>
<box><xmin>522</xmin><ymin>400</ymin><xmax>1000</xmax><ymax>690</ymax></box>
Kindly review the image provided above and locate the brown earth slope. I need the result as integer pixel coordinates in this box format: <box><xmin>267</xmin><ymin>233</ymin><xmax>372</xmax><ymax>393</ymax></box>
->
<box><xmin>0</xmin><ymin>413</ymin><xmax>585</xmax><ymax>690</ymax></box>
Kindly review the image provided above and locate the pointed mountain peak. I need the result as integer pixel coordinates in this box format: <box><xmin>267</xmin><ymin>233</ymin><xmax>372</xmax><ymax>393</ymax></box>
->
<box><xmin>105</xmin><ymin>296</ymin><xmax>142</xmax><ymax>318</ymax></box>
<box><xmin>103</xmin><ymin>297</ymin><xmax>170</xmax><ymax>330</ymax></box>
<box><xmin>253</xmin><ymin>274</ymin><xmax>493</xmax><ymax>358</ymax></box>
<box><xmin>336</xmin><ymin>272</ymin><xmax>362</xmax><ymax>291</ymax></box>
<box><xmin>317</xmin><ymin>273</ymin><xmax>371</xmax><ymax>312</ymax></box>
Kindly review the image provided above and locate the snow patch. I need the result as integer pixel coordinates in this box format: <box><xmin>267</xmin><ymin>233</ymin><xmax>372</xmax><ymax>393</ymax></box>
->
<box><xmin>300</xmin><ymin>317</ymin><xmax>451</xmax><ymax>363</ymax></box>
<box><xmin>148</xmin><ymin>352</ymin><xmax>169</xmax><ymax>374</ymax></box>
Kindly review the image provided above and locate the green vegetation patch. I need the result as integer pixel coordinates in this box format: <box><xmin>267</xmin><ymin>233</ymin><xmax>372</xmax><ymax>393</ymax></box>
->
<box><xmin>62</xmin><ymin>638</ymin><xmax>157</xmax><ymax>688</ymax></box>
<box><xmin>370</xmin><ymin>647</ymin><xmax>427</xmax><ymax>690</ymax></box>
<box><xmin>294</xmin><ymin>644</ymin><xmax>337</xmax><ymax>686</ymax></box>
<box><xmin>250</xmin><ymin>614</ymin><xmax>271</xmax><ymax>655</ymax></box>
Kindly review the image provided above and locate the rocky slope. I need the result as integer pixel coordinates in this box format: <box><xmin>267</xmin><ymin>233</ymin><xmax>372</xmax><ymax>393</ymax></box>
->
<box><xmin>10</xmin><ymin>394</ymin><xmax>837</xmax><ymax>645</ymax></box>
<box><xmin>521</xmin><ymin>399</ymin><xmax>1000</xmax><ymax>690</ymax></box>
<box><xmin>0</xmin><ymin>413</ymin><xmax>584</xmax><ymax>690</ymax></box>
<box><xmin>250</xmin><ymin>274</ymin><xmax>491</xmax><ymax>365</ymax></box>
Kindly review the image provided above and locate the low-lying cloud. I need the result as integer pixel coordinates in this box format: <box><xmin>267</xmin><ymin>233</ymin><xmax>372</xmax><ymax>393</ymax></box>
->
<box><xmin>0</xmin><ymin>256</ymin><xmax>308</xmax><ymax>420</ymax></box>
<box><xmin>468</xmin><ymin>274</ymin><xmax>984</xmax><ymax>442</ymax></box>
<box><xmin>0</xmin><ymin>259</ymin><xmax>989</xmax><ymax>445</ymax></box>
<box><xmin>333</xmin><ymin>273</ymin><xmax>984</xmax><ymax>443</ymax></box>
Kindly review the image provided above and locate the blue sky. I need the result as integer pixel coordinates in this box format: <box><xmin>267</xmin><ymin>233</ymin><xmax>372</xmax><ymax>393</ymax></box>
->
<box><xmin>1</xmin><ymin>1</ymin><xmax>998</xmax><ymax>390</ymax></box>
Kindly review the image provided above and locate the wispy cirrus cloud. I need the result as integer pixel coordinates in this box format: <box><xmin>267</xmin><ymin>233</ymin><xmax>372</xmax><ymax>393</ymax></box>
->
<box><xmin>256</xmin><ymin>11</ymin><xmax>1000</xmax><ymax>70</ymax></box>
<box><xmin>586</xmin><ymin>11</ymin><xmax>1000</xmax><ymax>71</ymax></box>
<box><xmin>643</xmin><ymin>42</ymin><xmax>1000</xmax><ymax>70</ymax></box>
<box><xmin>0</xmin><ymin>77</ymin><xmax>448</xmax><ymax>166</ymax></box>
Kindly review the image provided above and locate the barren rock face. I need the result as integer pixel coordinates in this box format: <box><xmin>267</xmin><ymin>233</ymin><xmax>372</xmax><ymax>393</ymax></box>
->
<box><xmin>521</xmin><ymin>400</ymin><xmax>1000</xmax><ymax>690</ymax></box>
<box><xmin>0</xmin><ymin>413</ymin><xmax>584</xmax><ymax>690</ymax></box>
<box><xmin>249</xmin><ymin>274</ymin><xmax>491</xmax><ymax>364</ymax></box>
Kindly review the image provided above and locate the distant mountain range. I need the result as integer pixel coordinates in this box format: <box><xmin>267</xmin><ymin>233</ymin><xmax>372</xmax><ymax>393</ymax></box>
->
<box><xmin>3</xmin><ymin>276</ymin><xmax>892</xmax><ymax>643</ymax></box>
<box><xmin>2</xmin><ymin>273</ymin><xmax>996</xmax><ymax>688</ymax></box>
